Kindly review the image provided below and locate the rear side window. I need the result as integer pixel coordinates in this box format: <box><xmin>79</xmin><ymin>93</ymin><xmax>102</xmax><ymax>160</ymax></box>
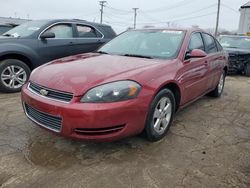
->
<box><xmin>202</xmin><ymin>33</ymin><xmax>218</xmax><ymax>53</ymax></box>
<box><xmin>188</xmin><ymin>33</ymin><xmax>205</xmax><ymax>51</ymax></box>
<box><xmin>76</xmin><ymin>25</ymin><xmax>102</xmax><ymax>38</ymax></box>
<box><xmin>45</xmin><ymin>24</ymin><xmax>73</xmax><ymax>38</ymax></box>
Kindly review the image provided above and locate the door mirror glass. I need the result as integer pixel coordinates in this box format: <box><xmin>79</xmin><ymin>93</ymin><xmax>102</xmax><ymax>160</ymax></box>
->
<box><xmin>40</xmin><ymin>32</ymin><xmax>55</xmax><ymax>40</ymax></box>
<box><xmin>186</xmin><ymin>49</ymin><xmax>207</xmax><ymax>59</ymax></box>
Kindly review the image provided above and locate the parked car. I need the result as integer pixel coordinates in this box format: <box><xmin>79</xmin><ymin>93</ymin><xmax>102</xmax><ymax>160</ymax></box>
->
<box><xmin>218</xmin><ymin>35</ymin><xmax>250</xmax><ymax>76</ymax></box>
<box><xmin>21</xmin><ymin>28</ymin><xmax>228</xmax><ymax>142</ymax></box>
<box><xmin>0</xmin><ymin>19</ymin><xmax>116</xmax><ymax>92</ymax></box>
<box><xmin>0</xmin><ymin>24</ymin><xmax>17</xmax><ymax>35</ymax></box>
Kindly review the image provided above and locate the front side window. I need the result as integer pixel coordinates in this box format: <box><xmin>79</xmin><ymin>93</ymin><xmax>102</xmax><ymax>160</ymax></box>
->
<box><xmin>188</xmin><ymin>33</ymin><xmax>205</xmax><ymax>51</ymax></box>
<box><xmin>98</xmin><ymin>30</ymin><xmax>185</xmax><ymax>59</ymax></box>
<box><xmin>76</xmin><ymin>25</ymin><xmax>101</xmax><ymax>38</ymax></box>
<box><xmin>202</xmin><ymin>33</ymin><xmax>218</xmax><ymax>53</ymax></box>
<box><xmin>44</xmin><ymin>24</ymin><xmax>73</xmax><ymax>38</ymax></box>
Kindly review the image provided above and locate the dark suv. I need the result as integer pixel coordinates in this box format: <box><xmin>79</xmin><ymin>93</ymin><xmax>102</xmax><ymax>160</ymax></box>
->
<box><xmin>0</xmin><ymin>19</ymin><xmax>116</xmax><ymax>92</ymax></box>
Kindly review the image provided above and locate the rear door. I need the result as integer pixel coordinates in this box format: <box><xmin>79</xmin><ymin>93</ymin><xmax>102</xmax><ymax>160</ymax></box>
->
<box><xmin>70</xmin><ymin>24</ymin><xmax>107</xmax><ymax>54</ymax></box>
<box><xmin>181</xmin><ymin>32</ymin><xmax>210</xmax><ymax>104</ymax></box>
<box><xmin>37</xmin><ymin>23</ymin><xmax>75</xmax><ymax>63</ymax></box>
<box><xmin>202</xmin><ymin>33</ymin><xmax>223</xmax><ymax>90</ymax></box>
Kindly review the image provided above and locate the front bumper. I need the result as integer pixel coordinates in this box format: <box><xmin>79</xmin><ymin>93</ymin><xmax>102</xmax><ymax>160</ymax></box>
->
<box><xmin>21</xmin><ymin>84</ymin><xmax>150</xmax><ymax>142</ymax></box>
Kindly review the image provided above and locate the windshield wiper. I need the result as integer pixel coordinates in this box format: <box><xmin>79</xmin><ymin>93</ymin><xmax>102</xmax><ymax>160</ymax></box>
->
<box><xmin>97</xmin><ymin>51</ymin><xmax>109</xmax><ymax>54</ymax></box>
<box><xmin>122</xmin><ymin>54</ymin><xmax>153</xmax><ymax>59</ymax></box>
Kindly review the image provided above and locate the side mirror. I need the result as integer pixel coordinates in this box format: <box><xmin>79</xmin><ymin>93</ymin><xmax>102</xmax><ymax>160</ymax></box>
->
<box><xmin>40</xmin><ymin>32</ymin><xmax>55</xmax><ymax>40</ymax></box>
<box><xmin>185</xmin><ymin>49</ymin><xmax>207</xmax><ymax>59</ymax></box>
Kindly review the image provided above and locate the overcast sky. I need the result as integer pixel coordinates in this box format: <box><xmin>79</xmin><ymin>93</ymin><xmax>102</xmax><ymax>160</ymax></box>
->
<box><xmin>0</xmin><ymin>0</ymin><xmax>248</xmax><ymax>33</ymax></box>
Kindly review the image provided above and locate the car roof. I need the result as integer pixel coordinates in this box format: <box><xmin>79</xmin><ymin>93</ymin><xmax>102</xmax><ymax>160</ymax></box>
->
<box><xmin>219</xmin><ymin>35</ymin><xmax>250</xmax><ymax>38</ymax></box>
<box><xmin>30</xmin><ymin>19</ymin><xmax>111</xmax><ymax>27</ymax></box>
<box><xmin>133</xmin><ymin>27</ymin><xmax>205</xmax><ymax>33</ymax></box>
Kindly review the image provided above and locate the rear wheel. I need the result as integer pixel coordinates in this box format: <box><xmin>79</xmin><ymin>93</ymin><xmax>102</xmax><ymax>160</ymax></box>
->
<box><xmin>145</xmin><ymin>89</ymin><xmax>175</xmax><ymax>142</ymax></box>
<box><xmin>245</xmin><ymin>63</ymin><xmax>250</xmax><ymax>77</ymax></box>
<box><xmin>208</xmin><ymin>71</ymin><xmax>225</xmax><ymax>98</ymax></box>
<box><xmin>0</xmin><ymin>59</ymin><xmax>31</xmax><ymax>93</ymax></box>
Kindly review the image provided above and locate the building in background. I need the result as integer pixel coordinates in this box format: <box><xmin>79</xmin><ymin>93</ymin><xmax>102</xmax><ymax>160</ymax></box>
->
<box><xmin>238</xmin><ymin>1</ymin><xmax>250</xmax><ymax>35</ymax></box>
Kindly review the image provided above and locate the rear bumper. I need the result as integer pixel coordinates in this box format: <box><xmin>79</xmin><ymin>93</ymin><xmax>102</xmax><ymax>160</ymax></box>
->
<box><xmin>21</xmin><ymin>84</ymin><xmax>150</xmax><ymax>142</ymax></box>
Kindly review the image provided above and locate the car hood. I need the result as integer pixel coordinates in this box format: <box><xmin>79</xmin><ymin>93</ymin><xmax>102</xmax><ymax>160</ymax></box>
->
<box><xmin>30</xmin><ymin>53</ymin><xmax>167</xmax><ymax>96</ymax></box>
<box><xmin>224</xmin><ymin>47</ymin><xmax>250</xmax><ymax>55</ymax></box>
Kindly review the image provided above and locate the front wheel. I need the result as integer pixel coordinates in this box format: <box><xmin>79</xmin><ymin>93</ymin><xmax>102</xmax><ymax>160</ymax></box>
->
<box><xmin>144</xmin><ymin>89</ymin><xmax>176</xmax><ymax>142</ymax></box>
<box><xmin>0</xmin><ymin>59</ymin><xmax>31</xmax><ymax>93</ymax></box>
<box><xmin>208</xmin><ymin>71</ymin><xmax>225</xmax><ymax>98</ymax></box>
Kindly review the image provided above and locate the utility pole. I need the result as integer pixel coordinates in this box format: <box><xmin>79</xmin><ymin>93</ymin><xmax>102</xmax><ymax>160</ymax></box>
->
<box><xmin>215</xmin><ymin>0</ymin><xmax>221</xmax><ymax>37</ymax></box>
<box><xmin>99</xmin><ymin>1</ymin><xmax>107</xmax><ymax>24</ymax></box>
<box><xmin>132</xmin><ymin>8</ymin><xmax>139</xmax><ymax>29</ymax></box>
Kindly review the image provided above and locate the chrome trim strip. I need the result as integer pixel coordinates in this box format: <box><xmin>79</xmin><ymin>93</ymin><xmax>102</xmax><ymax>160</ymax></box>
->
<box><xmin>23</xmin><ymin>102</ymin><xmax>62</xmax><ymax>133</ymax></box>
<box><xmin>38</xmin><ymin>22</ymin><xmax>104</xmax><ymax>40</ymax></box>
<box><xmin>27</xmin><ymin>82</ymin><xmax>72</xmax><ymax>104</ymax></box>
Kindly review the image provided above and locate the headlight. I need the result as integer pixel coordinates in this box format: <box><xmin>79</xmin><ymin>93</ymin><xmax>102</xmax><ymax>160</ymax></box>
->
<box><xmin>81</xmin><ymin>81</ymin><xmax>141</xmax><ymax>103</ymax></box>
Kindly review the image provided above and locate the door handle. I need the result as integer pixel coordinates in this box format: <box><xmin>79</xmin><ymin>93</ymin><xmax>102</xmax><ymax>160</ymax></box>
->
<box><xmin>68</xmin><ymin>42</ymin><xmax>74</xmax><ymax>46</ymax></box>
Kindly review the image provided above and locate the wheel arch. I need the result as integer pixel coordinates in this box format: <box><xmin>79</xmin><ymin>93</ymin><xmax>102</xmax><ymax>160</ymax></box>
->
<box><xmin>0</xmin><ymin>53</ymin><xmax>33</xmax><ymax>70</ymax></box>
<box><xmin>155</xmin><ymin>82</ymin><xmax>182</xmax><ymax>112</ymax></box>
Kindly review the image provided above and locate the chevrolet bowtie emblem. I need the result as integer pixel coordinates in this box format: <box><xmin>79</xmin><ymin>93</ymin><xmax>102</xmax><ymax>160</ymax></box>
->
<box><xmin>40</xmin><ymin>89</ymin><xmax>48</xmax><ymax>96</ymax></box>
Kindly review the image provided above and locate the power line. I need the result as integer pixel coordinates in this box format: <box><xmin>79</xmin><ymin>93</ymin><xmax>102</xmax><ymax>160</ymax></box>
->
<box><xmin>221</xmin><ymin>3</ymin><xmax>239</xmax><ymax>13</ymax></box>
<box><xmin>105</xmin><ymin>5</ymin><xmax>132</xmax><ymax>14</ymax></box>
<box><xmin>141</xmin><ymin>0</ymin><xmax>198</xmax><ymax>13</ymax></box>
<box><xmin>140</xmin><ymin>3</ymin><xmax>217</xmax><ymax>24</ymax></box>
<box><xmin>136</xmin><ymin>11</ymin><xmax>216</xmax><ymax>25</ymax></box>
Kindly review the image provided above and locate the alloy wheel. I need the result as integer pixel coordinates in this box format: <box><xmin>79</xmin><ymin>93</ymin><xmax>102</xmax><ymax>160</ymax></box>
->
<box><xmin>218</xmin><ymin>73</ymin><xmax>224</xmax><ymax>94</ymax></box>
<box><xmin>1</xmin><ymin>65</ymin><xmax>27</xmax><ymax>89</ymax></box>
<box><xmin>153</xmin><ymin>97</ymin><xmax>172</xmax><ymax>134</ymax></box>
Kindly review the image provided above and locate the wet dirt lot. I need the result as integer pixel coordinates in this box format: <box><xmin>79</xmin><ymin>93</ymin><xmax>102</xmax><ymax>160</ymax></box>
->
<box><xmin>0</xmin><ymin>76</ymin><xmax>249</xmax><ymax>188</ymax></box>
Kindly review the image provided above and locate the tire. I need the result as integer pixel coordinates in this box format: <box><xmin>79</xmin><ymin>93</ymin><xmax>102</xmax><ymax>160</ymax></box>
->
<box><xmin>0</xmin><ymin>59</ymin><xmax>31</xmax><ymax>93</ymax></box>
<box><xmin>208</xmin><ymin>71</ymin><xmax>225</xmax><ymax>98</ymax></box>
<box><xmin>245</xmin><ymin>63</ymin><xmax>250</xmax><ymax>77</ymax></box>
<box><xmin>144</xmin><ymin>89</ymin><xmax>176</xmax><ymax>142</ymax></box>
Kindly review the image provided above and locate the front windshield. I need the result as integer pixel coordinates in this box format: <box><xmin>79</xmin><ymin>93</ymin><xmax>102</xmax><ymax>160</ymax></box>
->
<box><xmin>98</xmin><ymin>30</ymin><xmax>185</xmax><ymax>59</ymax></box>
<box><xmin>3</xmin><ymin>20</ymin><xmax>47</xmax><ymax>38</ymax></box>
<box><xmin>219</xmin><ymin>36</ymin><xmax>250</xmax><ymax>50</ymax></box>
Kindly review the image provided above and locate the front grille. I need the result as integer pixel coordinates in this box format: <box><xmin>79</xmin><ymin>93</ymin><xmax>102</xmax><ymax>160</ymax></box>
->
<box><xmin>24</xmin><ymin>103</ymin><xmax>62</xmax><ymax>132</ymax></box>
<box><xmin>75</xmin><ymin>125</ymin><xmax>125</xmax><ymax>136</ymax></box>
<box><xmin>28</xmin><ymin>82</ymin><xmax>73</xmax><ymax>103</ymax></box>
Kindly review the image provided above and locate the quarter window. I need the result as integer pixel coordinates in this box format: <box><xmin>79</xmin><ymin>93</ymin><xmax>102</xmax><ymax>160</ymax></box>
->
<box><xmin>188</xmin><ymin>33</ymin><xmax>205</xmax><ymax>51</ymax></box>
<box><xmin>202</xmin><ymin>33</ymin><xmax>218</xmax><ymax>53</ymax></box>
<box><xmin>44</xmin><ymin>24</ymin><xmax>73</xmax><ymax>38</ymax></box>
<box><xmin>76</xmin><ymin>25</ymin><xmax>102</xmax><ymax>38</ymax></box>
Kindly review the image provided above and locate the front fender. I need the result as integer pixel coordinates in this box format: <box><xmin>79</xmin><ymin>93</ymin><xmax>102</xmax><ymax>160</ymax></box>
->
<box><xmin>0</xmin><ymin>43</ymin><xmax>41</xmax><ymax>67</ymax></box>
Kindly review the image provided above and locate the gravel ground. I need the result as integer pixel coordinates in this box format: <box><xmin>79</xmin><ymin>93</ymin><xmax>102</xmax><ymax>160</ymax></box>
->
<box><xmin>0</xmin><ymin>76</ymin><xmax>249</xmax><ymax>188</ymax></box>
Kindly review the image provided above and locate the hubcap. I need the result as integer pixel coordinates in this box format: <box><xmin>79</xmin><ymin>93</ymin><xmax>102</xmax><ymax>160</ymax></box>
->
<box><xmin>1</xmin><ymin>65</ymin><xmax>27</xmax><ymax>89</ymax></box>
<box><xmin>218</xmin><ymin>73</ymin><xmax>224</xmax><ymax>94</ymax></box>
<box><xmin>153</xmin><ymin>97</ymin><xmax>172</xmax><ymax>134</ymax></box>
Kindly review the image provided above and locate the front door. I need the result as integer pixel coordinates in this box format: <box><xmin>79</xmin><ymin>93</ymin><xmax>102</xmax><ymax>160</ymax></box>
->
<box><xmin>180</xmin><ymin>32</ymin><xmax>210</xmax><ymax>104</ymax></box>
<box><xmin>37</xmin><ymin>23</ymin><xmax>75</xmax><ymax>63</ymax></box>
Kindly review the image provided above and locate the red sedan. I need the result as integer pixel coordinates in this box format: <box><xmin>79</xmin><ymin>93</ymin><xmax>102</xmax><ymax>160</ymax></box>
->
<box><xmin>21</xmin><ymin>28</ymin><xmax>228</xmax><ymax>142</ymax></box>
